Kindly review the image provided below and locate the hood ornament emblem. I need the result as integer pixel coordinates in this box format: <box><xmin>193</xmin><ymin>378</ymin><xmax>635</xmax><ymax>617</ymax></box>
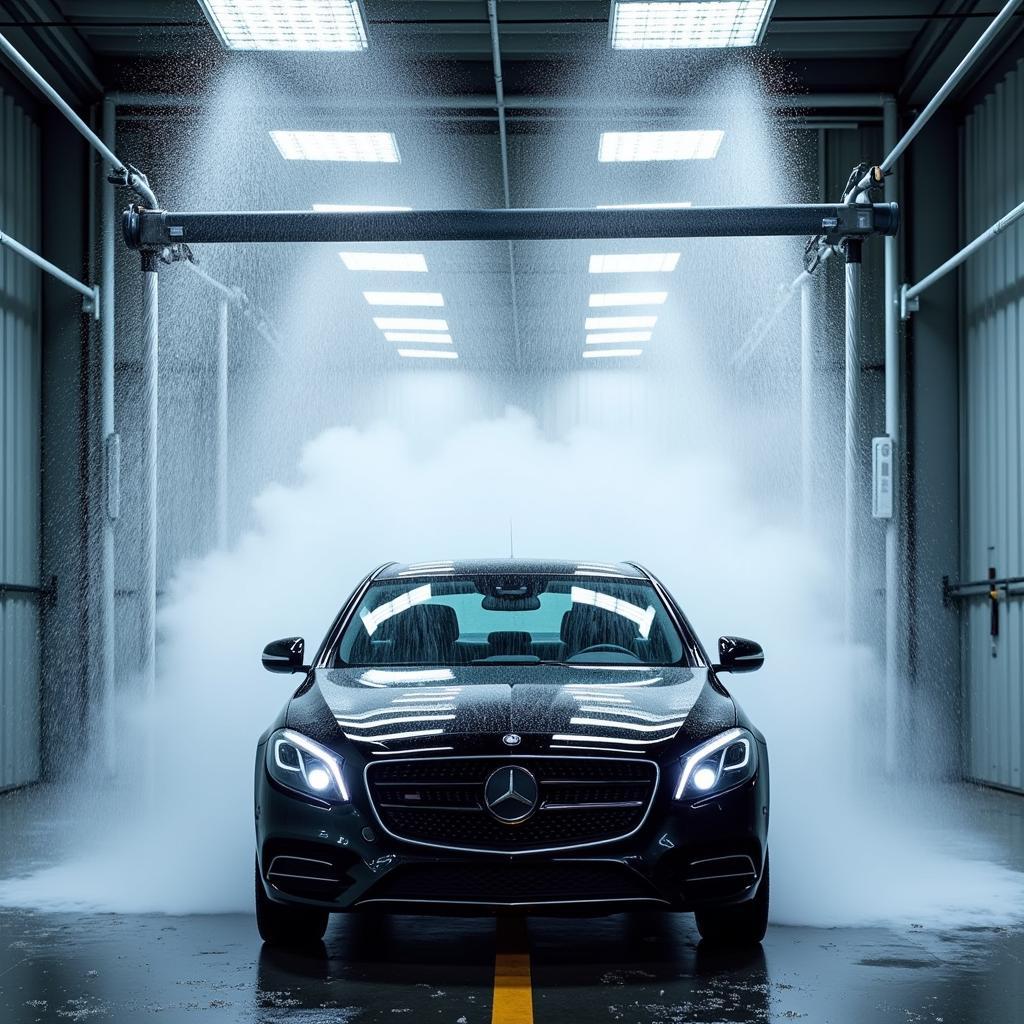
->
<box><xmin>502</xmin><ymin>733</ymin><xmax>521</xmax><ymax>746</ymax></box>
<box><xmin>483</xmin><ymin>766</ymin><xmax>538</xmax><ymax>824</ymax></box>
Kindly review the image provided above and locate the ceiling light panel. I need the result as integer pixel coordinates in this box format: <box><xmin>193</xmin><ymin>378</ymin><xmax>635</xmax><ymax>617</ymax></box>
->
<box><xmin>598</xmin><ymin>130</ymin><xmax>723</xmax><ymax>162</ymax></box>
<box><xmin>589</xmin><ymin>253</ymin><xmax>680</xmax><ymax>274</ymax></box>
<box><xmin>585</xmin><ymin>315</ymin><xmax>657</xmax><ymax>330</ymax></box>
<box><xmin>610</xmin><ymin>1</ymin><xmax>774</xmax><ymax>51</ymax></box>
<box><xmin>383</xmin><ymin>332</ymin><xmax>454</xmax><ymax>344</ymax></box>
<box><xmin>271</xmin><ymin>130</ymin><xmax>399</xmax><ymax>162</ymax></box>
<box><xmin>340</xmin><ymin>252</ymin><xmax>427</xmax><ymax>272</ymax></box>
<box><xmin>583</xmin><ymin>348</ymin><xmax>644</xmax><ymax>359</ymax></box>
<box><xmin>199</xmin><ymin>0</ymin><xmax>369</xmax><ymax>51</ymax></box>
<box><xmin>589</xmin><ymin>292</ymin><xmax>668</xmax><ymax>307</ymax></box>
<box><xmin>373</xmin><ymin>317</ymin><xmax>449</xmax><ymax>331</ymax></box>
<box><xmin>586</xmin><ymin>331</ymin><xmax>653</xmax><ymax>345</ymax></box>
<box><xmin>364</xmin><ymin>292</ymin><xmax>444</xmax><ymax>307</ymax></box>
<box><xmin>397</xmin><ymin>349</ymin><xmax>459</xmax><ymax>360</ymax></box>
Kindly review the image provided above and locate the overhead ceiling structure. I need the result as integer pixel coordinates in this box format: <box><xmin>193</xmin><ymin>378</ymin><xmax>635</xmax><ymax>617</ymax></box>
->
<box><xmin>4</xmin><ymin>0</ymin><xmax>1024</xmax><ymax>104</ymax></box>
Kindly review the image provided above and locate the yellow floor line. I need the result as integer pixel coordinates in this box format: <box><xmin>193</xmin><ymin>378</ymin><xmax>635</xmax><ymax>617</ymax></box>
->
<box><xmin>491</xmin><ymin>916</ymin><xmax>534</xmax><ymax>1024</ymax></box>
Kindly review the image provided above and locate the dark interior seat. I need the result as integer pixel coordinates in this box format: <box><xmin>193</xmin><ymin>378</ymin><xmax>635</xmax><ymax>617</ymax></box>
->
<box><xmin>351</xmin><ymin>603</ymin><xmax>460</xmax><ymax>664</ymax></box>
<box><xmin>561</xmin><ymin>605</ymin><xmax>638</xmax><ymax>655</ymax></box>
<box><xmin>487</xmin><ymin>631</ymin><xmax>534</xmax><ymax>656</ymax></box>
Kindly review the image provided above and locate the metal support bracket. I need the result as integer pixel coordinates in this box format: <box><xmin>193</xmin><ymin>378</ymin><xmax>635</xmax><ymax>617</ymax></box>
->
<box><xmin>900</xmin><ymin>283</ymin><xmax>919</xmax><ymax>320</ymax></box>
<box><xmin>83</xmin><ymin>284</ymin><xmax>101</xmax><ymax>321</ymax></box>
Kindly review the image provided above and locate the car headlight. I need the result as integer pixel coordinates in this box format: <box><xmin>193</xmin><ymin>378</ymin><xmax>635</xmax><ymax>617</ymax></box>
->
<box><xmin>674</xmin><ymin>728</ymin><xmax>757</xmax><ymax>800</ymax></box>
<box><xmin>266</xmin><ymin>729</ymin><xmax>349</xmax><ymax>802</ymax></box>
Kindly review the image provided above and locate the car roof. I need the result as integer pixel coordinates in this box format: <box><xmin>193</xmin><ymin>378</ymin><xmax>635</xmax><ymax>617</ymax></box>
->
<box><xmin>373</xmin><ymin>558</ymin><xmax>648</xmax><ymax>581</ymax></box>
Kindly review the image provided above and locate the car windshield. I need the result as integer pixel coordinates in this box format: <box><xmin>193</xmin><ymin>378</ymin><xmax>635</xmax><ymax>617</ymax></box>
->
<box><xmin>333</xmin><ymin>574</ymin><xmax>692</xmax><ymax>667</ymax></box>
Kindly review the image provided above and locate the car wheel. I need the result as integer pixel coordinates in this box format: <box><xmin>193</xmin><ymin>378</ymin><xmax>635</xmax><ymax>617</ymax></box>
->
<box><xmin>693</xmin><ymin>852</ymin><xmax>769</xmax><ymax>947</ymax></box>
<box><xmin>255</xmin><ymin>859</ymin><xmax>329</xmax><ymax>946</ymax></box>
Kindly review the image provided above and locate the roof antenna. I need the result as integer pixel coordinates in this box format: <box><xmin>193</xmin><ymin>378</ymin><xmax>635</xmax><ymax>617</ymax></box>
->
<box><xmin>509</xmin><ymin>518</ymin><xmax>515</xmax><ymax>559</ymax></box>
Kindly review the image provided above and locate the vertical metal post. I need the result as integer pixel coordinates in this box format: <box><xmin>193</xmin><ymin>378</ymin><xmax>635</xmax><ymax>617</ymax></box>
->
<box><xmin>216</xmin><ymin>298</ymin><xmax>229</xmax><ymax>549</ymax></box>
<box><xmin>800</xmin><ymin>276</ymin><xmax>814</xmax><ymax>527</ymax></box>
<box><xmin>139</xmin><ymin>253</ymin><xmax>158</xmax><ymax>697</ymax></box>
<box><xmin>882</xmin><ymin>97</ymin><xmax>900</xmax><ymax>771</ymax></box>
<box><xmin>98</xmin><ymin>99</ymin><xmax>117</xmax><ymax>770</ymax></box>
<box><xmin>844</xmin><ymin>241</ymin><xmax>863</xmax><ymax>641</ymax></box>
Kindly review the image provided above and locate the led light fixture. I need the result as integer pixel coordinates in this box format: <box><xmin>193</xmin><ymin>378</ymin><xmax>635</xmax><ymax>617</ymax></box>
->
<box><xmin>598</xmin><ymin>129</ymin><xmax>723</xmax><ymax>162</ymax></box>
<box><xmin>596</xmin><ymin>201</ymin><xmax>692</xmax><ymax>209</ymax></box>
<box><xmin>270</xmin><ymin>130</ymin><xmax>399</xmax><ymax>162</ymax></box>
<box><xmin>397</xmin><ymin>349</ymin><xmax>459</xmax><ymax>359</ymax></box>
<box><xmin>610</xmin><ymin>1</ymin><xmax>774</xmax><ymax>51</ymax></box>
<box><xmin>585</xmin><ymin>315</ymin><xmax>657</xmax><ymax>330</ymax></box>
<box><xmin>199</xmin><ymin>0</ymin><xmax>369</xmax><ymax>51</ymax></box>
<box><xmin>383</xmin><ymin>332</ymin><xmax>453</xmax><ymax>344</ymax></box>
<box><xmin>589</xmin><ymin>292</ymin><xmax>668</xmax><ymax>308</ymax></box>
<box><xmin>364</xmin><ymin>291</ymin><xmax>444</xmax><ymax>307</ymax></box>
<box><xmin>586</xmin><ymin>331</ymin><xmax>653</xmax><ymax>345</ymax></box>
<box><xmin>589</xmin><ymin>253</ymin><xmax>680</xmax><ymax>274</ymax></box>
<box><xmin>313</xmin><ymin>203</ymin><xmax>412</xmax><ymax>212</ymax></box>
<box><xmin>339</xmin><ymin>252</ymin><xmax>427</xmax><ymax>272</ymax></box>
<box><xmin>373</xmin><ymin>317</ymin><xmax>448</xmax><ymax>331</ymax></box>
<box><xmin>582</xmin><ymin>348</ymin><xmax>643</xmax><ymax>359</ymax></box>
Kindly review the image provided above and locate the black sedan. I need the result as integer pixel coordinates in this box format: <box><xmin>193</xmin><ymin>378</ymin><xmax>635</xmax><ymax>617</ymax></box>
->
<box><xmin>254</xmin><ymin>559</ymin><xmax>769</xmax><ymax>947</ymax></box>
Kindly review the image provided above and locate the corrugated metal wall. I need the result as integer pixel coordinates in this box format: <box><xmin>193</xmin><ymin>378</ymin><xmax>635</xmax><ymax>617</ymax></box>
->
<box><xmin>962</xmin><ymin>58</ymin><xmax>1024</xmax><ymax>793</ymax></box>
<box><xmin>0</xmin><ymin>86</ymin><xmax>42</xmax><ymax>791</ymax></box>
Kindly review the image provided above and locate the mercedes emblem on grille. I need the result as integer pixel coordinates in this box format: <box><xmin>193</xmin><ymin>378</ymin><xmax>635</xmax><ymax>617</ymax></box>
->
<box><xmin>483</xmin><ymin>766</ymin><xmax>538</xmax><ymax>824</ymax></box>
<box><xmin>502</xmin><ymin>733</ymin><xmax>521</xmax><ymax>747</ymax></box>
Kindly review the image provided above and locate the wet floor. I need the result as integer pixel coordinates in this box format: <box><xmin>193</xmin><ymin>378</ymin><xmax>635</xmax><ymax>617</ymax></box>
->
<box><xmin>1</xmin><ymin>783</ymin><xmax>1023</xmax><ymax>1023</ymax></box>
<box><xmin>1</xmin><ymin>904</ymin><xmax>1022</xmax><ymax>1023</ymax></box>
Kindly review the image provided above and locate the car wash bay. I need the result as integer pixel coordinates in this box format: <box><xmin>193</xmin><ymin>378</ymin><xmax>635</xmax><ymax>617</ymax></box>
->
<box><xmin>3</xmin><ymin>2</ymin><xmax>1024</xmax><ymax>1023</ymax></box>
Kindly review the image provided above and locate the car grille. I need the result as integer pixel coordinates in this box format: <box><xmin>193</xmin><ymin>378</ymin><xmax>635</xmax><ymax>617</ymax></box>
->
<box><xmin>361</xmin><ymin>861</ymin><xmax>661</xmax><ymax>906</ymax></box>
<box><xmin>365</xmin><ymin>756</ymin><xmax>658</xmax><ymax>853</ymax></box>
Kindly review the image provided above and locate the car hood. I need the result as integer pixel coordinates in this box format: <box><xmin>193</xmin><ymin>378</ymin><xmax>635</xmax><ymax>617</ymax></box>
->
<box><xmin>305</xmin><ymin>664</ymin><xmax>730</xmax><ymax>753</ymax></box>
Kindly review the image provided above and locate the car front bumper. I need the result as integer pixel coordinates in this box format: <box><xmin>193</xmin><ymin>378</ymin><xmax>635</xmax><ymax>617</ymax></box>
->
<box><xmin>255</xmin><ymin>744</ymin><xmax>769</xmax><ymax>915</ymax></box>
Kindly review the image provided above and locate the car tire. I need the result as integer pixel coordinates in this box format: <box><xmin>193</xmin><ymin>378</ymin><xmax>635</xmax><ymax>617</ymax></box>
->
<box><xmin>255</xmin><ymin>860</ymin><xmax>330</xmax><ymax>946</ymax></box>
<box><xmin>693</xmin><ymin>852</ymin><xmax>769</xmax><ymax>947</ymax></box>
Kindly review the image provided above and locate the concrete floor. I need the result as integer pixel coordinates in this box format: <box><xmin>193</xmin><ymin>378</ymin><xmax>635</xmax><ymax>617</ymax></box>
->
<box><xmin>1</xmin><ymin>786</ymin><xmax>1023</xmax><ymax>1023</ymax></box>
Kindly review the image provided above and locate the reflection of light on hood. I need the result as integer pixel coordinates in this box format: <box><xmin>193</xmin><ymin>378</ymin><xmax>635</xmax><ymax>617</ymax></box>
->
<box><xmin>334</xmin><ymin>705</ymin><xmax>456</xmax><ymax>719</ymax></box>
<box><xmin>371</xmin><ymin>746</ymin><xmax>454</xmax><ymax>756</ymax></box>
<box><xmin>552</xmin><ymin>732</ymin><xmax>669</xmax><ymax>746</ymax></box>
<box><xmin>569</xmin><ymin>716</ymin><xmax>684</xmax><ymax>733</ymax></box>
<box><xmin>575</xmin><ymin>706</ymin><xmax>688</xmax><ymax>722</ymax></box>
<box><xmin>359</xmin><ymin>584</ymin><xmax>432</xmax><ymax>637</ymax></box>
<box><xmin>397</xmin><ymin>561</ymin><xmax>454</xmax><ymax>577</ymax></box>
<box><xmin>571</xmin><ymin>585</ymin><xmax>656</xmax><ymax>638</ymax></box>
<box><xmin>338</xmin><ymin>713</ymin><xmax>456</xmax><ymax>729</ymax></box>
<box><xmin>359</xmin><ymin>668</ymin><xmax>455</xmax><ymax>685</ymax></box>
<box><xmin>343</xmin><ymin>727</ymin><xmax>446</xmax><ymax>743</ymax></box>
<box><xmin>565</xmin><ymin>671</ymin><xmax>663</xmax><ymax>683</ymax></box>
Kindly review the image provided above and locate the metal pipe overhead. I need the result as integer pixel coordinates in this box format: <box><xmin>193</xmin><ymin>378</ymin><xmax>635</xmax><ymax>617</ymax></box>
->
<box><xmin>844</xmin><ymin>245</ymin><xmax>863</xmax><ymax>642</ymax></box>
<box><xmin>799</xmin><ymin>277</ymin><xmax>814</xmax><ymax>528</ymax></box>
<box><xmin>108</xmin><ymin>91</ymin><xmax>894</xmax><ymax>113</ymax></box>
<box><xmin>216</xmin><ymin>300</ymin><xmax>229</xmax><ymax>551</ymax></box>
<box><xmin>123</xmin><ymin>204</ymin><xmax>899</xmax><ymax>248</ymax></box>
<box><xmin>881</xmin><ymin>97</ymin><xmax>901</xmax><ymax>775</ymax></box>
<box><xmin>98</xmin><ymin>100</ymin><xmax>118</xmax><ymax>774</ymax></box>
<box><xmin>0</xmin><ymin>33</ymin><xmax>157</xmax><ymax>208</ymax></box>
<box><xmin>139</xmin><ymin>257</ymin><xmax>159</xmax><ymax>700</ymax></box>
<box><xmin>0</xmin><ymin>226</ymin><xmax>99</xmax><ymax>312</ymax></box>
<box><xmin>854</xmin><ymin>0</ymin><xmax>1024</xmax><ymax>194</ymax></box>
<box><xmin>486</xmin><ymin>0</ymin><xmax>522</xmax><ymax>366</ymax></box>
<box><xmin>902</xmin><ymin>198</ymin><xmax>1024</xmax><ymax>312</ymax></box>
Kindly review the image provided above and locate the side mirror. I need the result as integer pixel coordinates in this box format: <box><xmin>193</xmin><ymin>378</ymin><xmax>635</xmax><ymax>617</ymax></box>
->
<box><xmin>262</xmin><ymin>637</ymin><xmax>307</xmax><ymax>674</ymax></box>
<box><xmin>714</xmin><ymin>636</ymin><xmax>764</xmax><ymax>674</ymax></box>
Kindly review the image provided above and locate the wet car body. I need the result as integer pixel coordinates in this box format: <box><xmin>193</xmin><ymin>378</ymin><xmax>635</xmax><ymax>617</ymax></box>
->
<box><xmin>254</xmin><ymin>559</ymin><xmax>769</xmax><ymax>940</ymax></box>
